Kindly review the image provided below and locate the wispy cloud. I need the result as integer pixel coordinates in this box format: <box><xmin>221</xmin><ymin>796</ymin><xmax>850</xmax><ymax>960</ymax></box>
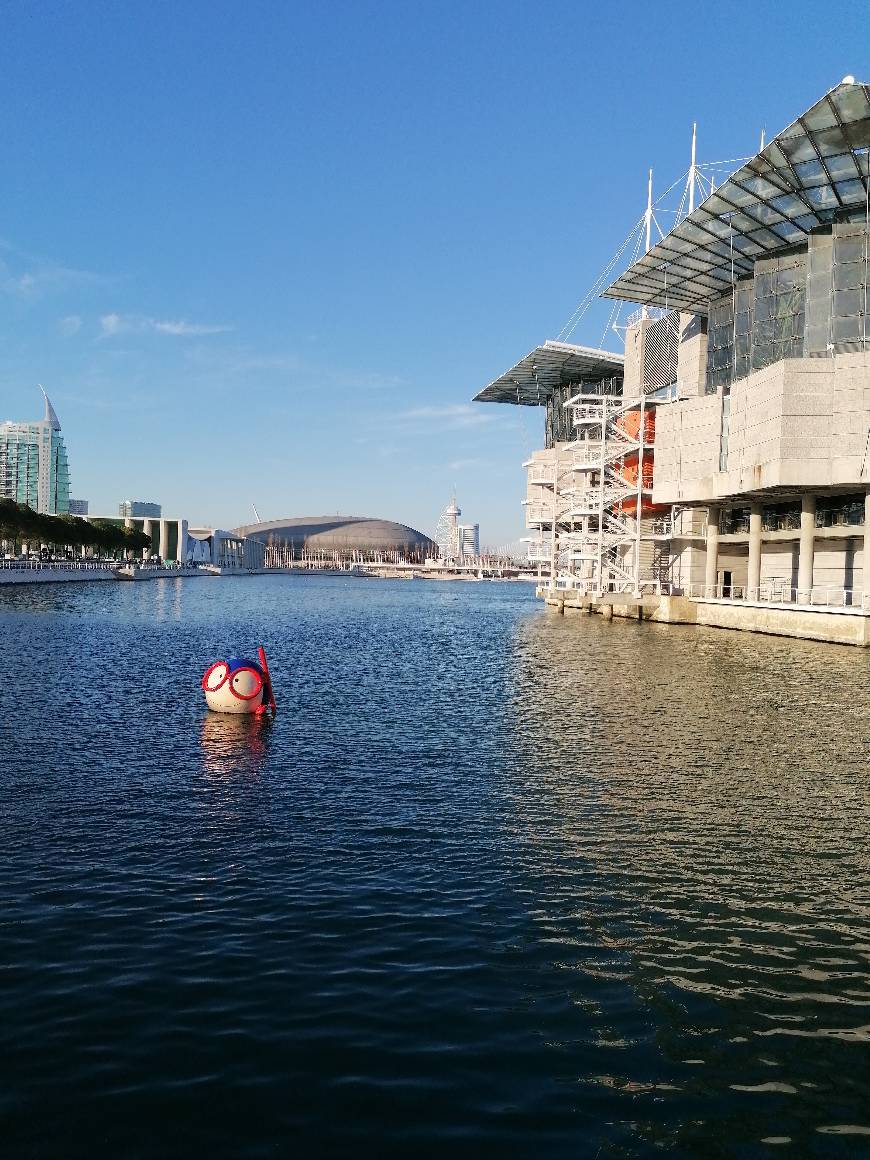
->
<box><xmin>395</xmin><ymin>403</ymin><xmax>492</xmax><ymax>430</ymax></box>
<box><xmin>153</xmin><ymin>319</ymin><xmax>232</xmax><ymax>336</ymax></box>
<box><xmin>100</xmin><ymin>313</ymin><xmax>232</xmax><ymax>338</ymax></box>
<box><xmin>59</xmin><ymin>314</ymin><xmax>82</xmax><ymax>337</ymax></box>
<box><xmin>447</xmin><ymin>457</ymin><xmax>490</xmax><ymax>471</ymax></box>
<box><xmin>0</xmin><ymin>241</ymin><xmax>110</xmax><ymax>299</ymax></box>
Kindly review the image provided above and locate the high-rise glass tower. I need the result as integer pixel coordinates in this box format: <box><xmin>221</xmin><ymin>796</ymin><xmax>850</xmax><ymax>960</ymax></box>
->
<box><xmin>0</xmin><ymin>388</ymin><xmax>71</xmax><ymax>514</ymax></box>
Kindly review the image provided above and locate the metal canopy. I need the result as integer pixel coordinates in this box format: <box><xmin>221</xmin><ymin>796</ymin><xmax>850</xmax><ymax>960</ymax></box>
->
<box><xmin>604</xmin><ymin>80</ymin><xmax>870</xmax><ymax>314</ymax></box>
<box><xmin>473</xmin><ymin>340</ymin><xmax>624</xmax><ymax>406</ymax></box>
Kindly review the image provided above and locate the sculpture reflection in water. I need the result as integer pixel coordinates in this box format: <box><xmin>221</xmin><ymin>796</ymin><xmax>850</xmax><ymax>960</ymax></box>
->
<box><xmin>199</xmin><ymin>711</ymin><xmax>274</xmax><ymax>779</ymax></box>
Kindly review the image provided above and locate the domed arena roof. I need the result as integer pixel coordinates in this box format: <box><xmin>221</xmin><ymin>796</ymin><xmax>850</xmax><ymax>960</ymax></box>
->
<box><xmin>232</xmin><ymin>515</ymin><xmax>434</xmax><ymax>555</ymax></box>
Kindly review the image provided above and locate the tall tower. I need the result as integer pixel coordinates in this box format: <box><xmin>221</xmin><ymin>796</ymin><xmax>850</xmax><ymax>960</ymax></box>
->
<box><xmin>0</xmin><ymin>388</ymin><xmax>71</xmax><ymax>514</ymax></box>
<box><xmin>434</xmin><ymin>494</ymin><xmax>461</xmax><ymax>560</ymax></box>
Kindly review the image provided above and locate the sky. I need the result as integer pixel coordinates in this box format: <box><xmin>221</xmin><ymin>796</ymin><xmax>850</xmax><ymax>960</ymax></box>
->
<box><xmin>0</xmin><ymin>1</ymin><xmax>867</xmax><ymax>544</ymax></box>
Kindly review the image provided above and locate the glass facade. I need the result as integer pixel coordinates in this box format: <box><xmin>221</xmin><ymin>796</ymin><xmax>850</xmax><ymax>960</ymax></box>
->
<box><xmin>751</xmin><ymin>251</ymin><xmax>806</xmax><ymax>371</ymax></box>
<box><xmin>51</xmin><ymin>431</ymin><xmax>70</xmax><ymax>514</ymax></box>
<box><xmin>816</xmin><ymin>493</ymin><xmax>866</xmax><ymax>527</ymax></box>
<box><xmin>719</xmin><ymin>498</ymin><xmax>868</xmax><ymax>534</ymax></box>
<box><xmin>805</xmin><ymin>222</ymin><xmax>870</xmax><ymax>353</ymax></box>
<box><xmin>705</xmin><ymin>220</ymin><xmax>870</xmax><ymax>394</ymax></box>
<box><xmin>0</xmin><ymin>430</ymin><xmax>41</xmax><ymax>508</ymax></box>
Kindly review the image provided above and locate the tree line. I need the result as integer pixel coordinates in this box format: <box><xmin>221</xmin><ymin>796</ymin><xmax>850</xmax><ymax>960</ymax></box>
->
<box><xmin>0</xmin><ymin>499</ymin><xmax>152</xmax><ymax>557</ymax></box>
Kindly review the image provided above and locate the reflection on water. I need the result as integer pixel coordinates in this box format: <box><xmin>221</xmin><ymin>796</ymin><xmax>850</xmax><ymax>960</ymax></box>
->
<box><xmin>1</xmin><ymin>577</ymin><xmax>868</xmax><ymax>1156</ymax></box>
<box><xmin>199</xmin><ymin>711</ymin><xmax>273</xmax><ymax>778</ymax></box>
<box><xmin>507</xmin><ymin>614</ymin><xmax>870</xmax><ymax>1150</ymax></box>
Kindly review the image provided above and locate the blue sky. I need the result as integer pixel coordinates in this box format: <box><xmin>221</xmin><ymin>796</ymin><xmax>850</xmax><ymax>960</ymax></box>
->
<box><xmin>0</xmin><ymin>1</ymin><xmax>866</xmax><ymax>544</ymax></box>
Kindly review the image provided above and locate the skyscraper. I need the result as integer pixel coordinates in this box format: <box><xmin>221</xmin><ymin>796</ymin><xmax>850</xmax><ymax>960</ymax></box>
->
<box><xmin>0</xmin><ymin>388</ymin><xmax>71</xmax><ymax>514</ymax></box>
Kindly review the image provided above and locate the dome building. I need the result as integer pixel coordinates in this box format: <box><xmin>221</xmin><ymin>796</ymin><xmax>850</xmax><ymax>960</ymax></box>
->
<box><xmin>232</xmin><ymin>515</ymin><xmax>434</xmax><ymax>561</ymax></box>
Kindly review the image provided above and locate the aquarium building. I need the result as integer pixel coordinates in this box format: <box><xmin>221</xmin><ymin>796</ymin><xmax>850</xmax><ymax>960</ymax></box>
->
<box><xmin>476</xmin><ymin>79</ymin><xmax>870</xmax><ymax>645</ymax></box>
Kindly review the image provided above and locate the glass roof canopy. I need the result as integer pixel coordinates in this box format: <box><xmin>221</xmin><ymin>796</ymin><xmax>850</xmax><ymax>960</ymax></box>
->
<box><xmin>604</xmin><ymin>80</ymin><xmax>870</xmax><ymax>315</ymax></box>
<box><xmin>473</xmin><ymin>340</ymin><xmax>624</xmax><ymax>406</ymax></box>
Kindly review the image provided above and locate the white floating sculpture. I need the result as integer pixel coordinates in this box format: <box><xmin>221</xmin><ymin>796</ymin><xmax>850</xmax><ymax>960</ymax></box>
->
<box><xmin>201</xmin><ymin>647</ymin><xmax>277</xmax><ymax>716</ymax></box>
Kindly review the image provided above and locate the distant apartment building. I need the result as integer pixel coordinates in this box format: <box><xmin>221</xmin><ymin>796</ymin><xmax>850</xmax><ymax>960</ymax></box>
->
<box><xmin>458</xmin><ymin>523</ymin><xmax>480</xmax><ymax>557</ymax></box>
<box><xmin>119</xmin><ymin>500</ymin><xmax>162</xmax><ymax>518</ymax></box>
<box><xmin>68</xmin><ymin>499</ymin><xmax>89</xmax><ymax>516</ymax></box>
<box><xmin>0</xmin><ymin>389</ymin><xmax>71</xmax><ymax>514</ymax></box>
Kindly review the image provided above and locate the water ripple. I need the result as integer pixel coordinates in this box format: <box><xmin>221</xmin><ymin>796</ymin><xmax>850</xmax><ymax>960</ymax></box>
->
<box><xmin>0</xmin><ymin>577</ymin><xmax>868</xmax><ymax>1156</ymax></box>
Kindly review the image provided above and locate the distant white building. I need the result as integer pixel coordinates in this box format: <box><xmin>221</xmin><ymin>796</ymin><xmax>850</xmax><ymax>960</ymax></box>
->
<box><xmin>119</xmin><ymin>499</ymin><xmax>162</xmax><ymax>518</ymax></box>
<box><xmin>458</xmin><ymin>523</ymin><xmax>480</xmax><ymax>557</ymax></box>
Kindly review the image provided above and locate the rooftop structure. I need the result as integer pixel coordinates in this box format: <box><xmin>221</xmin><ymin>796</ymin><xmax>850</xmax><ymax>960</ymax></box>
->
<box><xmin>604</xmin><ymin>80</ymin><xmax>870</xmax><ymax>315</ymax></box>
<box><xmin>0</xmin><ymin>388</ymin><xmax>71</xmax><ymax>514</ymax></box>
<box><xmin>473</xmin><ymin>341</ymin><xmax>624</xmax><ymax>405</ymax></box>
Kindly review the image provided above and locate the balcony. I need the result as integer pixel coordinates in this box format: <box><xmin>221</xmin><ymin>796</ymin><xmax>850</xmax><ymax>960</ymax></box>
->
<box><xmin>526</xmin><ymin>463</ymin><xmax>556</xmax><ymax>486</ymax></box>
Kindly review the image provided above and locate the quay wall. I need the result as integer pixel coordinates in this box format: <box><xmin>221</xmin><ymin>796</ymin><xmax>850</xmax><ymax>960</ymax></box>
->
<box><xmin>542</xmin><ymin>589</ymin><xmax>870</xmax><ymax>647</ymax></box>
<box><xmin>0</xmin><ymin>568</ymin><xmax>116</xmax><ymax>585</ymax></box>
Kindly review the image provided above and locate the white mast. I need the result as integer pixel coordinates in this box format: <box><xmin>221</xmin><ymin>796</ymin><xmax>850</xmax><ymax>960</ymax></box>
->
<box><xmin>642</xmin><ymin>169</ymin><xmax>653</xmax><ymax>319</ymax></box>
<box><xmin>688</xmin><ymin>122</ymin><xmax>697</xmax><ymax>214</ymax></box>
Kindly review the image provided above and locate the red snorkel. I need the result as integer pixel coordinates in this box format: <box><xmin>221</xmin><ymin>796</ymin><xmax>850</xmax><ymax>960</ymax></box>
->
<box><xmin>257</xmin><ymin>645</ymin><xmax>277</xmax><ymax>715</ymax></box>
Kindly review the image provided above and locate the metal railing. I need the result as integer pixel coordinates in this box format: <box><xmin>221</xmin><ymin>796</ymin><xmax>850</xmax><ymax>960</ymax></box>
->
<box><xmin>684</xmin><ymin>582</ymin><xmax>870</xmax><ymax>611</ymax></box>
<box><xmin>0</xmin><ymin>559</ymin><xmax>117</xmax><ymax>571</ymax></box>
<box><xmin>524</xmin><ymin>505</ymin><xmax>554</xmax><ymax>526</ymax></box>
<box><xmin>0</xmin><ymin>558</ymin><xmax>191</xmax><ymax>572</ymax></box>
<box><xmin>551</xmin><ymin>577</ymin><xmax>663</xmax><ymax>595</ymax></box>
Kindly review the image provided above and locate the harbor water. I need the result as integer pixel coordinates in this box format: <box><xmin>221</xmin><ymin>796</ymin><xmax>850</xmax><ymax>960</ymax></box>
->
<box><xmin>1</xmin><ymin>576</ymin><xmax>868</xmax><ymax>1157</ymax></box>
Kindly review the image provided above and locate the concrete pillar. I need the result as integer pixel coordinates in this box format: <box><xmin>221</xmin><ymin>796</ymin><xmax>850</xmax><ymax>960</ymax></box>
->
<box><xmin>747</xmin><ymin>503</ymin><xmax>762</xmax><ymax>599</ymax></box>
<box><xmin>142</xmin><ymin>519</ymin><xmax>153</xmax><ymax>561</ymax></box>
<box><xmin>177</xmin><ymin>519</ymin><xmax>188</xmax><ymax>566</ymax></box>
<box><xmin>798</xmin><ymin>494</ymin><xmax>816</xmax><ymax>603</ymax></box>
<box><xmin>864</xmin><ymin>490</ymin><xmax>870</xmax><ymax>599</ymax></box>
<box><xmin>704</xmin><ymin>505</ymin><xmax>720</xmax><ymax>594</ymax></box>
<box><xmin>159</xmin><ymin>519</ymin><xmax>169</xmax><ymax>561</ymax></box>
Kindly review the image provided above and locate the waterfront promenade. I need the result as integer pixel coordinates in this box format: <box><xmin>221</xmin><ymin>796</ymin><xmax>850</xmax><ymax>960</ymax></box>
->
<box><xmin>0</xmin><ymin>559</ymin><xmax>537</xmax><ymax>586</ymax></box>
<box><xmin>0</xmin><ymin>560</ymin><xmax>204</xmax><ymax>585</ymax></box>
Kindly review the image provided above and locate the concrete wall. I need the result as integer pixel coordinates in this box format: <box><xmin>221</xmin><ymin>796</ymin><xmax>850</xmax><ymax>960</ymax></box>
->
<box><xmin>676</xmin><ymin>314</ymin><xmax>708</xmax><ymax>399</ymax></box>
<box><xmin>653</xmin><ymin>352</ymin><xmax>870</xmax><ymax>505</ymax></box>
<box><xmin>813</xmin><ymin>538</ymin><xmax>863</xmax><ymax>589</ymax></box>
<box><xmin>653</xmin><ymin>392</ymin><xmax>722</xmax><ymax>503</ymax></box>
<box><xmin>622</xmin><ymin>319</ymin><xmax>645</xmax><ymax>394</ymax></box>
<box><xmin>759</xmin><ymin>542</ymin><xmax>797</xmax><ymax>587</ymax></box>
<box><xmin>542</xmin><ymin>589</ymin><xmax>870</xmax><ymax>646</ymax></box>
<box><xmin>651</xmin><ymin>595</ymin><xmax>870</xmax><ymax>647</ymax></box>
<box><xmin>0</xmin><ymin>568</ymin><xmax>116</xmax><ymax>585</ymax></box>
<box><xmin>669</xmin><ymin>543</ymin><xmax>706</xmax><ymax>588</ymax></box>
